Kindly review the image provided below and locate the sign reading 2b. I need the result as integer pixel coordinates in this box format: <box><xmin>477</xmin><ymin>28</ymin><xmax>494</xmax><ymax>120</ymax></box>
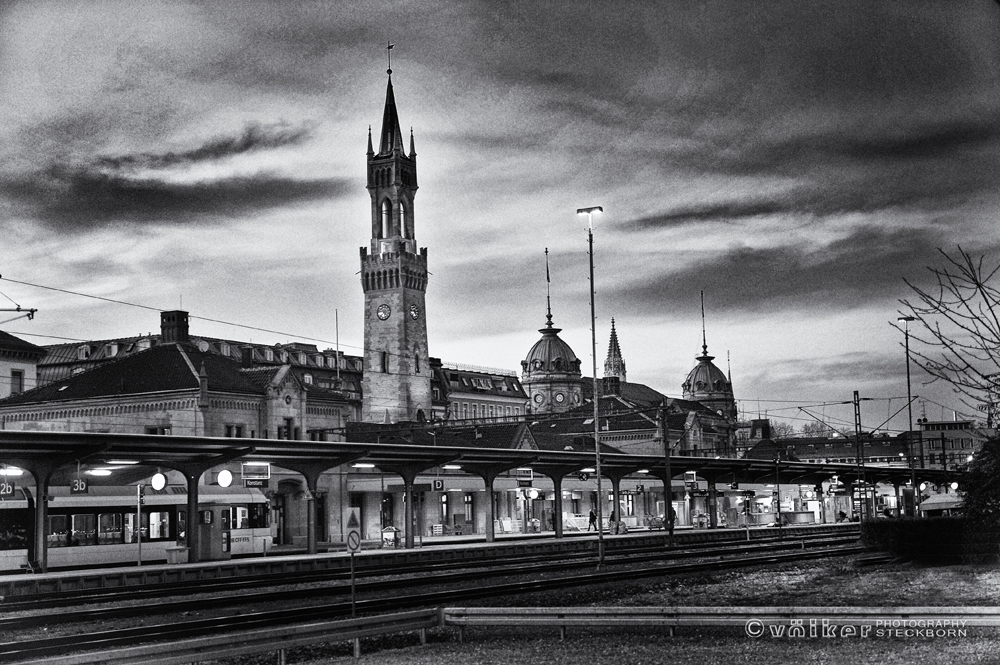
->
<box><xmin>0</xmin><ymin>481</ymin><xmax>16</xmax><ymax>497</ymax></box>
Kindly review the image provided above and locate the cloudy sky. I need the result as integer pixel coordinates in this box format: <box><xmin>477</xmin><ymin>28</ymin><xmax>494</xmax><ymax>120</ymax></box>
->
<box><xmin>2</xmin><ymin>1</ymin><xmax>1000</xmax><ymax>435</ymax></box>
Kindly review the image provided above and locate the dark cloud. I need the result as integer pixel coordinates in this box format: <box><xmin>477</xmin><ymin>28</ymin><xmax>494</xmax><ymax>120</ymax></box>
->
<box><xmin>0</xmin><ymin>165</ymin><xmax>349</xmax><ymax>231</ymax></box>
<box><xmin>604</xmin><ymin>225</ymin><xmax>975</xmax><ymax>314</ymax></box>
<box><xmin>94</xmin><ymin>123</ymin><xmax>314</xmax><ymax>170</ymax></box>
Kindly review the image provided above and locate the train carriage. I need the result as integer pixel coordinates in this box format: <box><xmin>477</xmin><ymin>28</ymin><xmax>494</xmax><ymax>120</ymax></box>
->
<box><xmin>0</xmin><ymin>485</ymin><xmax>269</xmax><ymax>571</ymax></box>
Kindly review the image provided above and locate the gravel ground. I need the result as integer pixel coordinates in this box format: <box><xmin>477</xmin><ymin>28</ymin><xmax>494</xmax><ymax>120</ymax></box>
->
<box><xmin>241</xmin><ymin>556</ymin><xmax>1000</xmax><ymax>665</ymax></box>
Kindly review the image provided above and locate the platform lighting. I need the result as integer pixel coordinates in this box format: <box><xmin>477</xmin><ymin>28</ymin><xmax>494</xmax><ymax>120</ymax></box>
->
<box><xmin>0</xmin><ymin>468</ymin><xmax>23</xmax><ymax>476</ymax></box>
<box><xmin>951</xmin><ymin>482</ymin><xmax>959</xmax><ymax>491</ymax></box>
<box><xmin>151</xmin><ymin>472</ymin><xmax>167</xmax><ymax>491</ymax></box>
<box><xmin>442</xmin><ymin>465</ymin><xmax>462</xmax><ymax>470</ymax></box>
<box><xmin>217</xmin><ymin>470</ymin><xmax>233</xmax><ymax>488</ymax></box>
<box><xmin>352</xmin><ymin>463</ymin><xmax>376</xmax><ymax>469</ymax></box>
<box><xmin>108</xmin><ymin>460</ymin><xmax>139</xmax><ymax>465</ymax></box>
<box><xmin>87</xmin><ymin>469</ymin><xmax>112</xmax><ymax>476</ymax></box>
<box><xmin>577</xmin><ymin>205</ymin><xmax>605</xmax><ymax>567</ymax></box>
<box><xmin>244</xmin><ymin>461</ymin><xmax>270</xmax><ymax>466</ymax></box>
<box><xmin>582</xmin><ymin>468</ymin><xmax>596</xmax><ymax>473</ymax></box>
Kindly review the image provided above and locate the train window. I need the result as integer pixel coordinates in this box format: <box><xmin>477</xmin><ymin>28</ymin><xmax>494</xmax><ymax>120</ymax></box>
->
<box><xmin>71</xmin><ymin>514</ymin><xmax>97</xmax><ymax>547</ymax></box>
<box><xmin>178</xmin><ymin>511</ymin><xmax>187</xmax><ymax>543</ymax></box>
<box><xmin>148</xmin><ymin>512</ymin><xmax>171</xmax><ymax>540</ymax></box>
<box><xmin>232</xmin><ymin>506</ymin><xmax>250</xmax><ymax>529</ymax></box>
<box><xmin>47</xmin><ymin>515</ymin><xmax>69</xmax><ymax>548</ymax></box>
<box><xmin>249</xmin><ymin>504</ymin><xmax>268</xmax><ymax>529</ymax></box>
<box><xmin>98</xmin><ymin>513</ymin><xmax>124</xmax><ymax>545</ymax></box>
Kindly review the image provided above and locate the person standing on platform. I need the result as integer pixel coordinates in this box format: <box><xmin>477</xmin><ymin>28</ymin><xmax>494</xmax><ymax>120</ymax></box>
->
<box><xmin>588</xmin><ymin>509</ymin><xmax>598</xmax><ymax>531</ymax></box>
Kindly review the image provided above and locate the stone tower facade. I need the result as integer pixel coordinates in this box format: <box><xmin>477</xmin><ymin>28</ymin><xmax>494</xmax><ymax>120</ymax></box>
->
<box><xmin>360</xmin><ymin>70</ymin><xmax>432</xmax><ymax>423</ymax></box>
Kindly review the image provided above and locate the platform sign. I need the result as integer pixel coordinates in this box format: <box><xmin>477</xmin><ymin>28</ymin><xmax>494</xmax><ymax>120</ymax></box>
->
<box><xmin>345</xmin><ymin>507</ymin><xmax>362</xmax><ymax>553</ymax></box>
<box><xmin>70</xmin><ymin>478</ymin><xmax>88</xmax><ymax>495</ymax></box>
<box><xmin>0</xmin><ymin>481</ymin><xmax>16</xmax><ymax>498</ymax></box>
<box><xmin>244</xmin><ymin>479</ymin><xmax>268</xmax><ymax>489</ymax></box>
<box><xmin>432</xmin><ymin>478</ymin><xmax>444</xmax><ymax>492</ymax></box>
<box><xmin>345</xmin><ymin>507</ymin><xmax>361</xmax><ymax>619</ymax></box>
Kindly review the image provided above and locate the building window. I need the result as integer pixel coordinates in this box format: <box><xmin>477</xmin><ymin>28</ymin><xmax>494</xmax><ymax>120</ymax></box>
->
<box><xmin>10</xmin><ymin>370</ymin><xmax>24</xmax><ymax>395</ymax></box>
<box><xmin>304</xmin><ymin>374</ymin><xmax>313</xmax><ymax>385</ymax></box>
<box><xmin>225</xmin><ymin>425</ymin><xmax>244</xmax><ymax>438</ymax></box>
<box><xmin>145</xmin><ymin>427</ymin><xmax>171</xmax><ymax>435</ymax></box>
<box><xmin>464</xmin><ymin>494</ymin><xmax>473</xmax><ymax>522</ymax></box>
<box><xmin>381</xmin><ymin>351</ymin><xmax>389</xmax><ymax>373</ymax></box>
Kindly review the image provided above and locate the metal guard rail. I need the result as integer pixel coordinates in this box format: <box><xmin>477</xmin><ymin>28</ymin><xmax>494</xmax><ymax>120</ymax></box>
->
<box><xmin>18</xmin><ymin>605</ymin><xmax>1000</xmax><ymax>663</ymax></box>
<box><xmin>443</xmin><ymin>606</ymin><xmax>1000</xmax><ymax>641</ymax></box>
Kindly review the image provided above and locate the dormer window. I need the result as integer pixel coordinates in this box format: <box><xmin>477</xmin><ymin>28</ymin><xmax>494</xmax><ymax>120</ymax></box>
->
<box><xmin>264</xmin><ymin>349</ymin><xmax>274</xmax><ymax>362</ymax></box>
<box><xmin>77</xmin><ymin>345</ymin><xmax>91</xmax><ymax>360</ymax></box>
<box><xmin>304</xmin><ymin>374</ymin><xmax>313</xmax><ymax>385</ymax></box>
<box><xmin>220</xmin><ymin>343</ymin><xmax>230</xmax><ymax>356</ymax></box>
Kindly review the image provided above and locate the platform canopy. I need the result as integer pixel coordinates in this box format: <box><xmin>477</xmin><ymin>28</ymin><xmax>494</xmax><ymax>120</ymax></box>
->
<box><xmin>0</xmin><ymin>430</ymin><xmax>959</xmax><ymax>488</ymax></box>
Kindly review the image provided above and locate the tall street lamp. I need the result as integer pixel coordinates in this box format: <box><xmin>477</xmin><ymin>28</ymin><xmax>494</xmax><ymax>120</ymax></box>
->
<box><xmin>577</xmin><ymin>205</ymin><xmax>604</xmax><ymax>567</ymax></box>
<box><xmin>898</xmin><ymin>315</ymin><xmax>919</xmax><ymax>516</ymax></box>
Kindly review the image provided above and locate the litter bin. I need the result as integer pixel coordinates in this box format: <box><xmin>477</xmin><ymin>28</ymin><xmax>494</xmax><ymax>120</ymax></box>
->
<box><xmin>529</xmin><ymin>518</ymin><xmax>541</xmax><ymax>533</ymax></box>
<box><xmin>381</xmin><ymin>527</ymin><xmax>400</xmax><ymax>549</ymax></box>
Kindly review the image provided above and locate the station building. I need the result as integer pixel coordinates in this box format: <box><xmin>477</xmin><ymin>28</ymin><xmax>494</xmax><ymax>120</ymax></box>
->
<box><xmin>0</xmin><ymin>66</ymin><xmax>756</xmax><ymax>548</ymax></box>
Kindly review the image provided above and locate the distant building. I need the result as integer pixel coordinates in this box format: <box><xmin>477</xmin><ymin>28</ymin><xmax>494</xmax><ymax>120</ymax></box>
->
<box><xmin>0</xmin><ymin>331</ymin><xmax>45</xmax><ymax>400</ymax></box>
<box><xmin>916</xmin><ymin>419</ymin><xmax>993</xmax><ymax>470</ymax></box>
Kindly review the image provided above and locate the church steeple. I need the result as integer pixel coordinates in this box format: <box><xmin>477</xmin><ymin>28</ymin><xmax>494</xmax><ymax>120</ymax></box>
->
<box><xmin>378</xmin><ymin>74</ymin><xmax>405</xmax><ymax>155</ymax></box>
<box><xmin>604</xmin><ymin>318</ymin><xmax>626</xmax><ymax>382</ymax></box>
<box><xmin>360</xmin><ymin>59</ymin><xmax>430</xmax><ymax>424</ymax></box>
<box><xmin>366</xmin><ymin>68</ymin><xmax>418</xmax><ymax>256</ymax></box>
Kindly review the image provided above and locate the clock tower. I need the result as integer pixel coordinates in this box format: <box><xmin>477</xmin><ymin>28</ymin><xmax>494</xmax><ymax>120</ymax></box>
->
<box><xmin>360</xmin><ymin>67</ymin><xmax>431</xmax><ymax>423</ymax></box>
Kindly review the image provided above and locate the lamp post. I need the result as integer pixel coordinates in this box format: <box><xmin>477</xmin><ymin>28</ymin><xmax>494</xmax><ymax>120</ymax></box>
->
<box><xmin>577</xmin><ymin>205</ymin><xmax>604</xmax><ymax>567</ymax></box>
<box><xmin>898</xmin><ymin>315</ymin><xmax>919</xmax><ymax>516</ymax></box>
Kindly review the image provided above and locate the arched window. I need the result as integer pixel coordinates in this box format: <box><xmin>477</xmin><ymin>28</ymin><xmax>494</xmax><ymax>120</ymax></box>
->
<box><xmin>400</xmin><ymin>200</ymin><xmax>408</xmax><ymax>238</ymax></box>
<box><xmin>381</xmin><ymin>199</ymin><xmax>391</xmax><ymax>238</ymax></box>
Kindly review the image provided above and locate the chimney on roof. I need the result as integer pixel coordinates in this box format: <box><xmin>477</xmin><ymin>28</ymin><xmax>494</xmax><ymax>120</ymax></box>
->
<box><xmin>241</xmin><ymin>346</ymin><xmax>254</xmax><ymax>369</ymax></box>
<box><xmin>161</xmin><ymin>311</ymin><xmax>190</xmax><ymax>343</ymax></box>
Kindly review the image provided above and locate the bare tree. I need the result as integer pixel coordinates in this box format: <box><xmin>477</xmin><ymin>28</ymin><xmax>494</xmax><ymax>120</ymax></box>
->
<box><xmin>896</xmin><ymin>247</ymin><xmax>1000</xmax><ymax>426</ymax></box>
<box><xmin>770</xmin><ymin>420</ymin><xmax>796</xmax><ymax>438</ymax></box>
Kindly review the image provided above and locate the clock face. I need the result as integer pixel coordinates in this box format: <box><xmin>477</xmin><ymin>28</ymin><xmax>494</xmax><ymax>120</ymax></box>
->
<box><xmin>376</xmin><ymin>304</ymin><xmax>391</xmax><ymax>320</ymax></box>
<box><xmin>410</xmin><ymin>305</ymin><xmax>420</xmax><ymax>320</ymax></box>
<box><xmin>555</xmin><ymin>393</ymin><xmax>565</xmax><ymax>403</ymax></box>
<box><xmin>533</xmin><ymin>393</ymin><xmax>544</xmax><ymax>404</ymax></box>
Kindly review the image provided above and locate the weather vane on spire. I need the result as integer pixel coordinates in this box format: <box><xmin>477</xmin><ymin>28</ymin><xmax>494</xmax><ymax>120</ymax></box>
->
<box><xmin>386</xmin><ymin>41</ymin><xmax>394</xmax><ymax>75</ymax></box>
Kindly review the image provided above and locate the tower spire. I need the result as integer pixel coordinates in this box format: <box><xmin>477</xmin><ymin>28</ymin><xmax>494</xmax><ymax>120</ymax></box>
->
<box><xmin>544</xmin><ymin>247</ymin><xmax>553</xmax><ymax>328</ymax></box>
<box><xmin>604</xmin><ymin>317</ymin><xmax>626</xmax><ymax>382</ymax></box>
<box><xmin>700</xmin><ymin>290</ymin><xmax>709</xmax><ymax>358</ymax></box>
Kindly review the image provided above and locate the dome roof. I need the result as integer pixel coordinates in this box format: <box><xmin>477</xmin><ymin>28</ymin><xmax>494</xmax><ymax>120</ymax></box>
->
<box><xmin>684</xmin><ymin>357</ymin><xmax>729</xmax><ymax>393</ymax></box>
<box><xmin>522</xmin><ymin>316</ymin><xmax>581</xmax><ymax>376</ymax></box>
<box><xmin>682</xmin><ymin>351</ymin><xmax>732</xmax><ymax>398</ymax></box>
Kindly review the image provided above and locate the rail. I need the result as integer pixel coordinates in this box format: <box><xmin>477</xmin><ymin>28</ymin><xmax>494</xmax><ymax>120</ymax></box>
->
<box><xmin>20</xmin><ymin>605</ymin><xmax>998</xmax><ymax>663</ymax></box>
<box><xmin>14</xmin><ymin>609</ymin><xmax>438</xmax><ymax>664</ymax></box>
<box><xmin>442</xmin><ymin>606</ymin><xmax>1000</xmax><ymax>641</ymax></box>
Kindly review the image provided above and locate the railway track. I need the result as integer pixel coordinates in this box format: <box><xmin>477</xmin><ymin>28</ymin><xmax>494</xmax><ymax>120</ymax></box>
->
<box><xmin>0</xmin><ymin>531</ymin><xmax>857</xmax><ymax>612</ymax></box>
<box><xmin>0</xmin><ymin>541</ymin><xmax>872</xmax><ymax>662</ymax></box>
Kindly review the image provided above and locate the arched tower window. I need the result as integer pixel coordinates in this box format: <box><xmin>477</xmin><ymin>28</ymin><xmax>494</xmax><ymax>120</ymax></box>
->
<box><xmin>381</xmin><ymin>199</ymin><xmax>391</xmax><ymax>239</ymax></box>
<box><xmin>400</xmin><ymin>200</ymin><xmax>408</xmax><ymax>239</ymax></box>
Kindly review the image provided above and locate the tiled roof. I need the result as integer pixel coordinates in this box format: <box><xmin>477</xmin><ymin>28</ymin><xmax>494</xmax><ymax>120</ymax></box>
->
<box><xmin>346</xmin><ymin>421</ymin><xmax>527</xmax><ymax>448</ymax></box>
<box><xmin>0</xmin><ymin>330</ymin><xmax>46</xmax><ymax>356</ymax></box>
<box><xmin>0</xmin><ymin>343</ymin><xmax>265</xmax><ymax>406</ymax></box>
